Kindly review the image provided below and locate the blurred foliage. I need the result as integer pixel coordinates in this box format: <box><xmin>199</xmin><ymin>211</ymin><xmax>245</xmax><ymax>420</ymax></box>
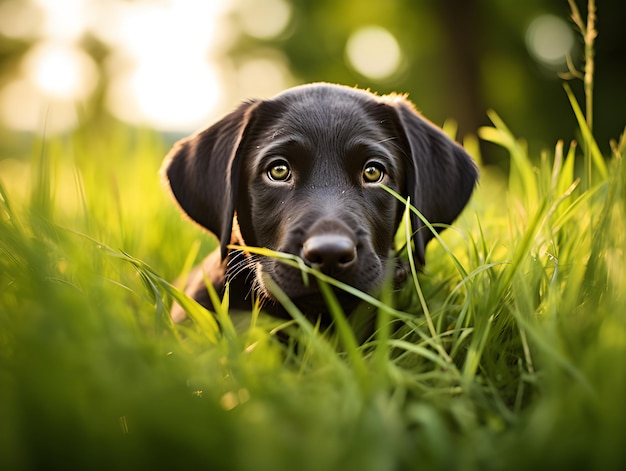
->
<box><xmin>229</xmin><ymin>0</ymin><xmax>625</xmax><ymax>163</ymax></box>
<box><xmin>0</xmin><ymin>0</ymin><xmax>624</xmax><ymax>166</ymax></box>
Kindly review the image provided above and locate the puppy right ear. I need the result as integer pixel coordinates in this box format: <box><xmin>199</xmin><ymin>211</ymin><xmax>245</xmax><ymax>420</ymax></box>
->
<box><xmin>161</xmin><ymin>100</ymin><xmax>259</xmax><ymax>259</ymax></box>
<box><xmin>386</xmin><ymin>98</ymin><xmax>478</xmax><ymax>266</ymax></box>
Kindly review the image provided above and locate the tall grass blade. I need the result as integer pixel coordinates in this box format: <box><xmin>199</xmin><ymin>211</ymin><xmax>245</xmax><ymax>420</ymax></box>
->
<box><xmin>564</xmin><ymin>83</ymin><xmax>607</xmax><ymax>183</ymax></box>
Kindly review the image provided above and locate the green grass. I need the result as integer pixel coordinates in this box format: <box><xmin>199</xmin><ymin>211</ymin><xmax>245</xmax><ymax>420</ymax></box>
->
<box><xmin>2</xmin><ymin>99</ymin><xmax>626</xmax><ymax>469</ymax></box>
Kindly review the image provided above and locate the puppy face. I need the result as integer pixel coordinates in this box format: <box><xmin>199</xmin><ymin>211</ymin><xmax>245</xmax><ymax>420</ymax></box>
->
<box><xmin>235</xmin><ymin>88</ymin><xmax>407</xmax><ymax>309</ymax></box>
<box><xmin>163</xmin><ymin>83</ymin><xmax>478</xmax><ymax>316</ymax></box>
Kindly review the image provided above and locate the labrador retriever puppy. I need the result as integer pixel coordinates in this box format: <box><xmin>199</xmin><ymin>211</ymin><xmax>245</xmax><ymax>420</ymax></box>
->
<box><xmin>162</xmin><ymin>83</ymin><xmax>477</xmax><ymax>323</ymax></box>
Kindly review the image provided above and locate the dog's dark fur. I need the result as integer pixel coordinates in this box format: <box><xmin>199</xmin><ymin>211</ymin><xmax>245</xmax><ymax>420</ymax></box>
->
<box><xmin>162</xmin><ymin>83</ymin><xmax>478</xmax><ymax>323</ymax></box>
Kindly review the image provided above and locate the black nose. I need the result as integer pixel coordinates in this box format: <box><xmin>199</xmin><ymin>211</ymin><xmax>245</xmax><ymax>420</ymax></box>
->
<box><xmin>302</xmin><ymin>234</ymin><xmax>357</xmax><ymax>272</ymax></box>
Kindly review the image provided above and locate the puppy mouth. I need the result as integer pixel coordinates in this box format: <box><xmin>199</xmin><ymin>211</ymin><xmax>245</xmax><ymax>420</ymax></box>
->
<box><xmin>253</xmin><ymin>258</ymin><xmax>382</xmax><ymax>319</ymax></box>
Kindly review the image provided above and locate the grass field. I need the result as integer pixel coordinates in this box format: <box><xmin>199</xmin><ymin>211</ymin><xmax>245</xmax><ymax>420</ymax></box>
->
<box><xmin>2</xmin><ymin>73</ymin><xmax>626</xmax><ymax>471</ymax></box>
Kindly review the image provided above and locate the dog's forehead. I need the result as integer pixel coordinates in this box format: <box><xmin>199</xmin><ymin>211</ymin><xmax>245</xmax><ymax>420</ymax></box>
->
<box><xmin>245</xmin><ymin>84</ymin><xmax>406</xmax><ymax>184</ymax></box>
<box><xmin>262</xmin><ymin>85</ymin><xmax>390</xmax><ymax>142</ymax></box>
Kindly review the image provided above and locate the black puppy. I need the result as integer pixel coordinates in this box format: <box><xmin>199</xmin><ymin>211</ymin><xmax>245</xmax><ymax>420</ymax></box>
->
<box><xmin>162</xmin><ymin>83</ymin><xmax>477</xmax><ymax>323</ymax></box>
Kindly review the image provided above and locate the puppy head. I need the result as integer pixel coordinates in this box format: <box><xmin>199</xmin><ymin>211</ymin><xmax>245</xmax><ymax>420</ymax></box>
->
<box><xmin>237</xmin><ymin>85</ymin><xmax>409</xmax><ymax>307</ymax></box>
<box><xmin>162</xmin><ymin>83</ymin><xmax>477</xmax><ymax>306</ymax></box>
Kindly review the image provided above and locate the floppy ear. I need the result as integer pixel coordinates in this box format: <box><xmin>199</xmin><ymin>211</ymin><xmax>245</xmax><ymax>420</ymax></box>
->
<box><xmin>390</xmin><ymin>99</ymin><xmax>478</xmax><ymax>265</ymax></box>
<box><xmin>161</xmin><ymin>100</ymin><xmax>259</xmax><ymax>259</ymax></box>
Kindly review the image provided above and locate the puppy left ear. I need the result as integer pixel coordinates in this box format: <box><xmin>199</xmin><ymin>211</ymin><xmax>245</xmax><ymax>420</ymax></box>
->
<box><xmin>161</xmin><ymin>100</ymin><xmax>259</xmax><ymax>259</ymax></box>
<box><xmin>389</xmin><ymin>98</ymin><xmax>479</xmax><ymax>265</ymax></box>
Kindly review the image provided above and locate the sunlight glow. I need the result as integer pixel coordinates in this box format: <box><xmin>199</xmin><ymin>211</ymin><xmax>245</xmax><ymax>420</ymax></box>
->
<box><xmin>107</xmin><ymin>60</ymin><xmax>221</xmax><ymax>132</ymax></box>
<box><xmin>0</xmin><ymin>0</ymin><xmax>293</xmax><ymax>133</ymax></box>
<box><xmin>34</xmin><ymin>0</ymin><xmax>89</xmax><ymax>41</ymax></box>
<box><xmin>94</xmin><ymin>0</ymin><xmax>230</xmax><ymax>131</ymax></box>
<box><xmin>0</xmin><ymin>0</ymin><xmax>43</xmax><ymax>39</ymax></box>
<box><xmin>23</xmin><ymin>41</ymin><xmax>98</xmax><ymax>101</ymax></box>
<box><xmin>0</xmin><ymin>0</ymin><xmax>233</xmax><ymax>133</ymax></box>
<box><xmin>346</xmin><ymin>26</ymin><xmax>402</xmax><ymax>81</ymax></box>
<box><xmin>0</xmin><ymin>40</ymin><xmax>98</xmax><ymax>134</ymax></box>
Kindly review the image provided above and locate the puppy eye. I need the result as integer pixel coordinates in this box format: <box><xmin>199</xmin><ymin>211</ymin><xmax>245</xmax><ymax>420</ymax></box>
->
<box><xmin>267</xmin><ymin>160</ymin><xmax>292</xmax><ymax>182</ymax></box>
<box><xmin>362</xmin><ymin>163</ymin><xmax>385</xmax><ymax>184</ymax></box>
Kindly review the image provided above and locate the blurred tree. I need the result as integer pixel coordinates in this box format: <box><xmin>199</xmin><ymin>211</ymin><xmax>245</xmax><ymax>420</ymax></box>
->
<box><xmin>433</xmin><ymin>0</ymin><xmax>484</xmax><ymax>141</ymax></box>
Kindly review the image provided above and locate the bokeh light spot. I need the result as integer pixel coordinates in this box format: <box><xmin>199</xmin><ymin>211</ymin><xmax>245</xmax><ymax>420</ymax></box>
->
<box><xmin>346</xmin><ymin>26</ymin><xmax>402</xmax><ymax>80</ymax></box>
<box><xmin>106</xmin><ymin>60</ymin><xmax>221</xmax><ymax>132</ymax></box>
<box><xmin>93</xmin><ymin>0</ymin><xmax>229</xmax><ymax>131</ymax></box>
<box><xmin>236</xmin><ymin>0</ymin><xmax>292</xmax><ymax>39</ymax></box>
<box><xmin>526</xmin><ymin>15</ymin><xmax>575</xmax><ymax>67</ymax></box>
<box><xmin>236</xmin><ymin>53</ymin><xmax>292</xmax><ymax>98</ymax></box>
<box><xmin>0</xmin><ymin>39</ymin><xmax>98</xmax><ymax>134</ymax></box>
<box><xmin>23</xmin><ymin>41</ymin><xmax>99</xmax><ymax>101</ymax></box>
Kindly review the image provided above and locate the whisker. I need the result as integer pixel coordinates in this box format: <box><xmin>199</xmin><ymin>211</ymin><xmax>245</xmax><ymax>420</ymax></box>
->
<box><xmin>226</xmin><ymin>252</ymin><xmax>255</xmax><ymax>281</ymax></box>
<box><xmin>226</xmin><ymin>249</ymin><xmax>247</xmax><ymax>268</ymax></box>
<box><xmin>224</xmin><ymin>250</ymin><xmax>272</xmax><ymax>305</ymax></box>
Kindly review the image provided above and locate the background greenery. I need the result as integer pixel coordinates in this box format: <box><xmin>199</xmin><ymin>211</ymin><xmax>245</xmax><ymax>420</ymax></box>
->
<box><xmin>1</xmin><ymin>1</ymin><xmax>626</xmax><ymax>470</ymax></box>
<box><xmin>239</xmin><ymin>0</ymin><xmax>626</xmax><ymax>161</ymax></box>
<box><xmin>1</xmin><ymin>0</ymin><xmax>625</xmax><ymax>162</ymax></box>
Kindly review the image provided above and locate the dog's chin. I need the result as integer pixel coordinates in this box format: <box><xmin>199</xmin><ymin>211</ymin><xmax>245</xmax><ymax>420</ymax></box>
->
<box><xmin>294</xmin><ymin>291</ymin><xmax>363</xmax><ymax>316</ymax></box>
<box><xmin>266</xmin><ymin>290</ymin><xmax>364</xmax><ymax>324</ymax></box>
<box><xmin>254</xmin><ymin>272</ymin><xmax>363</xmax><ymax>321</ymax></box>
